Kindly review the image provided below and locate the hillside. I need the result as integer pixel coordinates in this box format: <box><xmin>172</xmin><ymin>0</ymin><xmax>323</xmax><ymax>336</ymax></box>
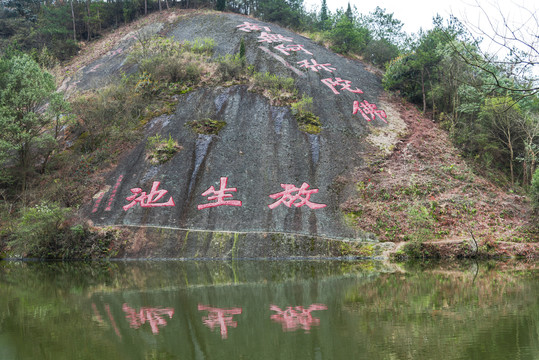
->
<box><xmin>18</xmin><ymin>9</ymin><xmax>539</xmax><ymax>259</ymax></box>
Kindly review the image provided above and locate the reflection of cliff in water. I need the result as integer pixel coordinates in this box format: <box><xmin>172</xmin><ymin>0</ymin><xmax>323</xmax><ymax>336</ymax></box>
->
<box><xmin>2</xmin><ymin>261</ymin><xmax>539</xmax><ymax>359</ymax></box>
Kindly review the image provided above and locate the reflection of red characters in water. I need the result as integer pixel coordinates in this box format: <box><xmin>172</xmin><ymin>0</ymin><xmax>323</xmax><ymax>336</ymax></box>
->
<box><xmin>270</xmin><ymin>304</ymin><xmax>327</xmax><ymax>333</ymax></box>
<box><xmin>198</xmin><ymin>305</ymin><xmax>242</xmax><ymax>339</ymax></box>
<box><xmin>122</xmin><ymin>304</ymin><xmax>175</xmax><ymax>334</ymax></box>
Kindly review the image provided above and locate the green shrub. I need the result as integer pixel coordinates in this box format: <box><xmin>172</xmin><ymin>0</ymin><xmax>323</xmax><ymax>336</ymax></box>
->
<box><xmin>251</xmin><ymin>72</ymin><xmax>296</xmax><ymax>102</ymax></box>
<box><xmin>531</xmin><ymin>168</ymin><xmax>539</xmax><ymax>211</ymax></box>
<box><xmin>140</xmin><ymin>52</ymin><xmax>203</xmax><ymax>85</ymax></box>
<box><xmin>72</xmin><ymin>82</ymin><xmax>147</xmax><ymax>152</ymax></box>
<box><xmin>407</xmin><ymin>204</ymin><xmax>435</xmax><ymax>242</ymax></box>
<box><xmin>8</xmin><ymin>202</ymin><xmax>123</xmax><ymax>259</ymax></box>
<box><xmin>328</xmin><ymin>17</ymin><xmax>371</xmax><ymax>54</ymax></box>
<box><xmin>183</xmin><ymin>37</ymin><xmax>215</xmax><ymax>55</ymax></box>
<box><xmin>128</xmin><ymin>36</ymin><xmax>183</xmax><ymax>66</ymax></box>
<box><xmin>217</xmin><ymin>53</ymin><xmax>245</xmax><ymax>81</ymax></box>
<box><xmin>187</xmin><ymin>118</ymin><xmax>227</xmax><ymax>135</ymax></box>
<box><xmin>146</xmin><ymin>134</ymin><xmax>182</xmax><ymax>164</ymax></box>
<box><xmin>9</xmin><ymin>202</ymin><xmax>71</xmax><ymax>258</ymax></box>
<box><xmin>291</xmin><ymin>95</ymin><xmax>322</xmax><ymax>134</ymax></box>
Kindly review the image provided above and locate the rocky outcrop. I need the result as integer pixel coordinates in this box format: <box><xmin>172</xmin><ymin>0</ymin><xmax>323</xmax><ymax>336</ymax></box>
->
<box><xmin>78</xmin><ymin>12</ymin><xmax>398</xmax><ymax>258</ymax></box>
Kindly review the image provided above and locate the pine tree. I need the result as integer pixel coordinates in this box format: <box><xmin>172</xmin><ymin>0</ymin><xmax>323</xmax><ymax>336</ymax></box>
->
<box><xmin>345</xmin><ymin>2</ymin><xmax>353</xmax><ymax>22</ymax></box>
<box><xmin>320</xmin><ymin>0</ymin><xmax>328</xmax><ymax>23</ymax></box>
<box><xmin>216</xmin><ymin>0</ymin><xmax>226</xmax><ymax>11</ymax></box>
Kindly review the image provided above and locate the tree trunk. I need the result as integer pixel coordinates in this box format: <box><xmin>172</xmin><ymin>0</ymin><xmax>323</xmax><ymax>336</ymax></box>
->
<box><xmin>71</xmin><ymin>0</ymin><xmax>77</xmax><ymax>41</ymax></box>
<box><xmin>420</xmin><ymin>70</ymin><xmax>427</xmax><ymax>114</ymax></box>
<box><xmin>145</xmin><ymin>0</ymin><xmax>147</xmax><ymax>15</ymax></box>
<box><xmin>86</xmin><ymin>0</ymin><xmax>90</xmax><ymax>41</ymax></box>
<box><xmin>158</xmin><ymin>0</ymin><xmax>162</xmax><ymax>12</ymax></box>
<box><xmin>508</xmin><ymin>132</ymin><xmax>514</xmax><ymax>186</ymax></box>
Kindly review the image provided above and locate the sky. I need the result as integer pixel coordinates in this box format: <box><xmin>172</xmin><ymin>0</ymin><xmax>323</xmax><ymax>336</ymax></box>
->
<box><xmin>303</xmin><ymin>0</ymin><xmax>538</xmax><ymax>39</ymax></box>
<box><xmin>303</xmin><ymin>0</ymin><xmax>538</xmax><ymax>74</ymax></box>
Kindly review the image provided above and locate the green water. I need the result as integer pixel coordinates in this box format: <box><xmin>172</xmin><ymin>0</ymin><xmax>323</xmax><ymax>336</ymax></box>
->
<box><xmin>1</xmin><ymin>260</ymin><xmax>538</xmax><ymax>359</ymax></box>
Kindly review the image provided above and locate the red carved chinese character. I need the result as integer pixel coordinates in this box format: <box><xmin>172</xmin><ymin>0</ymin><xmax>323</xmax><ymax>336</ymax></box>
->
<box><xmin>270</xmin><ymin>304</ymin><xmax>327</xmax><ymax>332</ymax></box>
<box><xmin>109</xmin><ymin>48</ymin><xmax>123</xmax><ymax>56</ymax></box>
<box><xmin>123</xmin><ymin>181</ymin><xmax>175</xmax><ymax>211</ymax></box>
<box><xmin>353</xmin><ymin>100</ymin><xmax>388</xmax><ymax>123</ymax></box>
<box><xmin>274</xmin><ymin>44</ymin><xmax>313</xmax><ymax>56</ymax></box>
<box><xmin>321</xmin><ymin>77</ymin><xmax>363</xmax><ymax>95</ymax></box>
<box><xmin>297</xmin><ymin>59</ymin><xmax>336</xmax><ymax>72</ymax></box>
<box><xmin>105</xmin><ymin>174</ymin><xmax>124</xmax><ymax>211</ymax></box>
<box><xmin>236</xmin><ymin>21</ymin><xmax>271</xmax><ymax>33</ymax></box>
<box><xmin>268</xmin><ymin>183</ymin><xmax>326</xmax><ymax>209</ymax></box>
<box><xmin>198</xmin><ymin>177</ymin><xmax>242</xmax><ymax>210</ymax></box>
<box><xmin>122</xmin><ymin>304</ymin><xmax>175</xmax><ymax>335</ymax></box>
<box><xmin>257</xmin><ymin>32</ymin><xmax>293</xmax><ymax>44</ymax></box>
<box><xmin>198</xmin><ymin>305</ymin><xmax>242</xmax><ymax>339</ymax></box>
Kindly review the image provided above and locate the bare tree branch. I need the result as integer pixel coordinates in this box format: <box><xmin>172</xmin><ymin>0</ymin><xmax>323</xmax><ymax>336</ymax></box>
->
<box><xmin>453</xmin><ymin>0</ymin><xmax>538</xmax><ymax>97</ymax></box>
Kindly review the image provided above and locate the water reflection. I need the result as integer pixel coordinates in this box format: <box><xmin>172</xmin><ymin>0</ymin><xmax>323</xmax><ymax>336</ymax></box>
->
<box><xmin>1</xmin><ymin>260</ymin><xmax>539</xmax><ymax>359</ymax></box>
<box><xmin>122</xmin><ymin>304</ymin><xmax>175</xmax><ymax>334</ymax></box>
<box><xmin>270</xmin><ymin>304</ymin><xmax>327</xmax><ymax>333</ymax></box>
<box><xmin>198</xmin><ymin>305</ymin><xmax>242</xmax><ymax>339</ymax></box>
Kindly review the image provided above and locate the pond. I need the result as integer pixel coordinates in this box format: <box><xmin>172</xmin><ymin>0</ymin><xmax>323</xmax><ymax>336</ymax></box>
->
<box><xmin>1</xmin><ymin>260</ymin><xmax>538</xmax><ymax>359</ymax></box>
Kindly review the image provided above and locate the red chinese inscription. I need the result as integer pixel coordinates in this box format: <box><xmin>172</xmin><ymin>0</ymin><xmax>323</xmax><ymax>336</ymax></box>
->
<box><xmin>268</xmin><ymin>183</ymin><xmax>326</xmax><ymax>209</ymax></box>
<box><xmin>274</xmin><ymin>44</ymin><xmax>313</xmax><ymax>56</ymax></box>
<box><xmin>198</xmin><ymin>305</ymin><xmax>242</xmax><ymax>339</ymax></box>
<box><xmin>297</xmin><ymin>59</ymin><xmax>336</xmax><ymax>73</ymax></box>
<box><xmin>236</xmin><ymin>21</ymin><xmax>271</xmax><ymax>33</ymax></box>
<box><xmin>122</xmin><ymin>304</ymin><xmax>175</xmax><ymax>335</ymax></box>
<box><xmin>353</xmin><ymin>100</ymin><xmax>387</xmax><ymax>123</ymax></box>
<box><xmin>257</xmin><ymin>32</ymin><xmax>293</xmax><ymax>44</ymax></box>
<box><xmin>198</xmin><ymin>177</ymin><xmax>242</xmax><ymax>210</ymax></box>
<box><xmin>270</xmin><ymin>304</ymin><xmax>328</xmax><ymax>332</ymax></box>
<box><xmin>123</xmin><ymin>181</ymin><xmax>175</xmax><ymax>211</ymax></box>
<box><xmin>321</xmin><ymin>77</ymin><xmax>363</xmax><ymax>95</ymax></box>
<box><xmin>105</xmin><ymin>174</ymin><xmax>124</xmax><ymax>211</ymax></box>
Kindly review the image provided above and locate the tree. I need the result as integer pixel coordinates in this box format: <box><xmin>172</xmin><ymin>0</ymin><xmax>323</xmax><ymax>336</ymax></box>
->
<box><xmin>328</xmin><ymin>14</ymin><xmax>370</xmax><ymax>54</ymax></box>
<box><xmin>345</xmin><ymin>2</ymin><xmax>352</xmax><ymax>22</ymax></box>
<box><xmin>318</xmin><ymin>0</ymin><xmax>328</xmax><ymax>29</ymax></box>
<box><xmin>479</xmin><ymin>96</ymin><xmax>523</xmax><ymax>185</ymax></box>
<box><xmin>0</xmin><ymin>54</ymin><xmax>58</xmax><ymax>192</ymax></box>
<box><xmin>360</xmin><ymin>7</ymin><xmax>405</xmax><ymax>48</ymax></box>
<box><xmin>454</xmin><ymin>0</ymin><xmax>539</xmax><ymax>98</ymax></box>
<box><xmin>216</xmin><ymin>0</ymin><xmax>226</xmax><ymax>11</ymax></box>
<box><xmin>258</xmin><ymin>0</ymin><xmax>303</xmax><ymax>29</ymax></box>
<box><xmin>516</xmin><ymin>111</ymin><xmax>539</xmax><ymax>186</ymax></box>
<box><xmin>531</xmin><ymin>167</ymin><xmax>539</xmax><ymax>211</ymax></box>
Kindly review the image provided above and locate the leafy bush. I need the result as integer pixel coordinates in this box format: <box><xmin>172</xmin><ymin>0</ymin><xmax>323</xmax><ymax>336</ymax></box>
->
<box><xmin>531</xmin><ymin>168</ymin><xmax>539</xmax><ymax>212</ymax></box>
<box><xmin>291</xmin><ymin>95</ymin><xmax>321</xmax><ymax>134</ymax></box>
<box><xmin>146</xmin><ymin>133</ymin><xmax>182</xmax><ymax>164</ymax></box>
<box><xmin>407</xmin><ymin>204</ymin><xmax>435</xmax><ymax>242</ymax></box>
<box><xmin>251</xmin><ymin>72</ymin><xmax>297</xmax><ymax>102</ymax></box>
<box><xmin>362</xmin><ymin>38</ymin><xmax>399</xmax><ymax>67</ymax></box>
<box><xmin>216</xmin><ymin>53</ymin><xmax>245</xmax><ymax>81</ymax></box>
<box><xmin>183</xmin><ymin>37</ymin><xmax>215</xmax><ymax>55</ymax></box>
<box><xmin>9</xmin><ymin>202</ymin><xmax>70</xmax><ymax>258</ymax></box>
<box><xmin>187</xmin><ymin>119</ymin><xmax>227</xmax><ymax>135</ymax></box>
<box><xmin>9</xmin><ymin>202</ymin><xmax>123</xmax><ymax>259</ymax></box>
<box><xmin>140</xmin><ymin>52</ymin><xmax>204</xmax><ymax>85</ymax></box>
<box><xmin>328</xmin><ymin>17</ymin><xmax>371</xmax><ymax>54</ymax></box>
<box><xmin>71</xmin><ymin>81</ymin><xmax>147</xmax><ymax>152</ymax></box>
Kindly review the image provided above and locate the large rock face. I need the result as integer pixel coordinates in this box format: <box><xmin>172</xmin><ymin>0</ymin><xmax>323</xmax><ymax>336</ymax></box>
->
<box><xmin>80</xmin><ymin>12</ymin><xmax>397</xmax><ymax>257</ymax></box>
